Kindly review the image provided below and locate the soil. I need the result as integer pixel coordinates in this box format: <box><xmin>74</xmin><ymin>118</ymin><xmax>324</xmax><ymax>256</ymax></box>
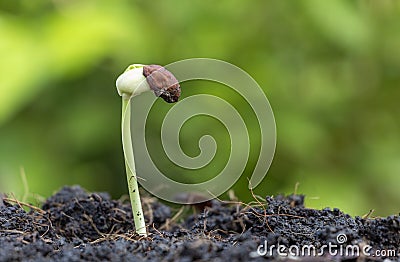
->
<box><xmin>0</xmin><ymin>186</ymin><xmax>399</xmax><ymax>261</ymax></box>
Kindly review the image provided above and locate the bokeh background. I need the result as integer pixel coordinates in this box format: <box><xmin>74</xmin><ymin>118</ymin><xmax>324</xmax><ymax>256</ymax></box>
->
<box><xmin>1</xmin><ymin>0</ymin><xmax>399</xmax><ymax>216</ymax></box>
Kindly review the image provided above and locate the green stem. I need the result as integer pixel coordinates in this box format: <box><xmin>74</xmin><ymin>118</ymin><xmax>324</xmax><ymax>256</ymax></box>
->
<box><xmin>121</xmin><ymin>96</ymin><xmax>147</xmax><ymax>236</ymax></box>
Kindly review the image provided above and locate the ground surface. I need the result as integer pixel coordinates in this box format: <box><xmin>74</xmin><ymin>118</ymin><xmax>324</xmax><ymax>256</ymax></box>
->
<box><xmin>0</xmin><ymin>186</ymin><xmax>399</xmax><ymax>262</ymax></box>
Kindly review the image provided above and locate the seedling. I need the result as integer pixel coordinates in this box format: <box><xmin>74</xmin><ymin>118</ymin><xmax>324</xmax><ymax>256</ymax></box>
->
<box><xmin>116</xmin><ymin>64</ymin><xmax>180</xmax><ymax>236</ymax></box>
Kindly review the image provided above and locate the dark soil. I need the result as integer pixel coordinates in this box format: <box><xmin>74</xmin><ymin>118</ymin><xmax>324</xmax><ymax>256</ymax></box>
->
<box><xmin>0</xmin><ymin>186</ymin><xmax>399</xmax><ymax>261</ymax></box>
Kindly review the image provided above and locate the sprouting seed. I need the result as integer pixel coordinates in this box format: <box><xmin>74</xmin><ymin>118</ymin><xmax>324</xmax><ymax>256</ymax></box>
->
<box><xmin>116</xmin><ymin>64</ymin><xmax>180</xmax><ymax>236</ymax></box>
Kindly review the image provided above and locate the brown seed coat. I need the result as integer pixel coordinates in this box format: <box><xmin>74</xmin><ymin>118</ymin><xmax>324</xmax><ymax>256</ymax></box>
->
<box><xmin>143</xmin><ymin>65</ymin><xmax>181</xmax><ymax>103</ymax></box>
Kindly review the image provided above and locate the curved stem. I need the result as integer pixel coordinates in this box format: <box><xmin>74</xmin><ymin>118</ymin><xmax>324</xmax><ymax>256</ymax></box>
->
<box><xmin>121</xmin><ymin>97</ymin><xmax>147</xmax><ymax>236</ymax></box>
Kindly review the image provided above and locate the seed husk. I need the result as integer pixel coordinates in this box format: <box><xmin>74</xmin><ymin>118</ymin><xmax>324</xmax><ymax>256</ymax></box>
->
<box><xmin>143</xmin><ymin>65</ymin><xmax>181</xmax><ymax>103</ymax></box>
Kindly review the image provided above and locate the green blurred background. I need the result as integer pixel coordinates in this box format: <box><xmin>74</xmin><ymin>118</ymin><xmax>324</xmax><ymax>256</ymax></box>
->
<box><xmin>1</xmin><ymin>0</ymin><xmax>399</xmax><ymax>216</ymax></box>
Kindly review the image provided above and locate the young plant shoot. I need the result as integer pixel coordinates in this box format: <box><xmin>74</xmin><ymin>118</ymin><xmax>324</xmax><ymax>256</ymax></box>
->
<box><xmin>116</xmin><ymin>64</ymin><xmax>180</xmax><ymax>236</ymax></box>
